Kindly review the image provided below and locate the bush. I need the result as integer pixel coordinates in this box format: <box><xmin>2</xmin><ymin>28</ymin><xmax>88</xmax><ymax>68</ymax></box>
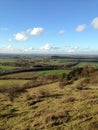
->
<box><xmin>67</xmin><ymin>66</ymin><xmax>96</xmax><ymax>82</ymax></box>
<box><xmin>7</xmin><ymin>84</ymin><xmax>25</xmax><ymax>102</ymax></box>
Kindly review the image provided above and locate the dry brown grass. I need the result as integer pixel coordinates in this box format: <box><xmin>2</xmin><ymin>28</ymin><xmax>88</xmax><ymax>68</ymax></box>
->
<box><xmin>44</xmin><ymin>110</ymin><xmax>70</xmax><ymax>127</ymax></box>
<box><xmin>60</xmin><ymin>94</ymin><xmax>75</xmax><ymax>103</ymax></box>
<box><xmin>88</xmin><ymin>121</ymin><xmax>98</xmax><ymax>130</ymax></box>
<box><xmin>0</xmin><ymin>66</ymin><xmax>98</xmax><ymax>130</ymax></box>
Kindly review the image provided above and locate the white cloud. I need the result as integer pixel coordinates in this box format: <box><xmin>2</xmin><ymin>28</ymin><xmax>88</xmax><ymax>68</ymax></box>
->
<box><xmin>0</xmin><ymin>45</ymin><xmax>34</xmax><ymax>53</ymax></box>
<box><xmin>67</xmin><ymin>49</ymin><xmax>76</xmax><ymax>53</ymax></box>
<box><xmin>91</xmin><ymin>17</ymin><xmax>98</xmax><ymax>29</ymax></box>
<box><xmin>58</xmin><ymin>30</ymin><xmax>65</xmax><ymax>34</ymax></box>
<box><xmin>29</xmin><ymin>27</ymin><xmax>44</xmax><ymax>36</ymax></box>
<box><xmin>76</xmin><ymin>24</ymin><xmax>86</xmax><ymax>32</ymax></box>
<box><xmin>40</xmin><ymin>44</ymin><xmax>61</xmax><ymax>53</ymax></box>
<box><xmin>0</xmin><ymin>44</ymin><xmax>96</xmax><ymax>54</ymax></box>
<box><xmin>23</xmin><ymin>47</ymin><xmax>34</xmax><ymax>52</ymax></box>
<box><xmin>15</xmin><ymin>33</ymin><xmax>28</xmax><ymax>41</ymax></box>
<box><xmin>66</xmin><ymin>46</ymin><xmax>91</xmax><ymax>53</ymax></box>
<box><xmin>66</xmin><ymin>46</ymin><xmax>79</xmax><ymax>53</ymax></box>
<box><xmin>0</xmin><ymin>45</ymin><xmax>15</xmax><ymax>53</ymax></box>
<box><xmin>41</xmin><ymin>43</ymin><xmax>52</xmax><ymax>50</ymax></box>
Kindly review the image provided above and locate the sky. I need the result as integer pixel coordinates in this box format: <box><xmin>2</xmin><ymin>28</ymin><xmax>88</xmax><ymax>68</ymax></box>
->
<box><xmin>0</xmin><ymin>0</ymin><xmax>98</xmax><ymax>54</ymax></box>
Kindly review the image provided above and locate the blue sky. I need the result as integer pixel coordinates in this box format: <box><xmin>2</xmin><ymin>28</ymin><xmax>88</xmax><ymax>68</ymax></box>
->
<box><xmin>0</xmin><ymin>0</ymin><xmax>98</xmax><ymax>54</ymax></box>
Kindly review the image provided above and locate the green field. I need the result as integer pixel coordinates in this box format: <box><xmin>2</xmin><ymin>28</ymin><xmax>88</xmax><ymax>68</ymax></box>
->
<box><xmin>0</xmin><ymin>58</ymin><xmax>16</xmax><ymax>63</ymax></box>
<box><xmin>39</xmin><ymin>69</ymin><xmax>70</xmax><ymax>76</ymax></box>
<box><xmin>0</xmin><ymin>69</ymin><xmax>71</xmax><ymax>80</ymax></box>
<box><xmin>40</xmin><ymin>59</ymin><xmax>72</xmax><ymax>65</ymax></box>
<box><xmin>0</xmin><ymin>65</ymin><xmax>19</xmax><ymax>71</ymax></box>
<box><xmin>76</xmin><ymin>62</ymin><xmax>98</xmax><ymax>68</ymax></box>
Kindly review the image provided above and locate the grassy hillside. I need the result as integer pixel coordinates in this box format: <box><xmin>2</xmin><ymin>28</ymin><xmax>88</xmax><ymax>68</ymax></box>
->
<box><xmin>76</xmin><ymin>62</ymin><xmax>98</xmax><ymax>68</ymax></box>
<box><xmin>0</xmin><ymin>66</ymin><xmax>98</xmax><ymax>130</ymax></box>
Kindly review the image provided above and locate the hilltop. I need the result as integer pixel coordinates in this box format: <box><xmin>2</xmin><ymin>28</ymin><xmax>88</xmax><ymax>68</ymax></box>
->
<box><xmin>0</xmin><ymin>66</ymin><xmax>98</xmax><ymax>130</ymax></box>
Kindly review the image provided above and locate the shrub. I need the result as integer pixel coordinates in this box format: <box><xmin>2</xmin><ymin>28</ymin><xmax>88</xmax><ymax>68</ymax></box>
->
<box><xmin>67</xmin><ymin>66</ymin><xmax>96</xmax><ymax>82</ymax></box>
<box><xmin>67</xmin><ymin>67</ymin><xmax>82</xmax><ymax>80</ymax></box>
<box><xmin>7</xmin><ymin>84</ymin><xmax>25</xmax><ymax>102</ymax></box>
